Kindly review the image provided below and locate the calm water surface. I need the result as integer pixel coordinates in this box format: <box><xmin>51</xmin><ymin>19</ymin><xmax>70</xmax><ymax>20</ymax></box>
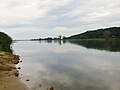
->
<box><xmin>13</xmin><ymin>41</ymin><xmax>120</xmax><ymax>90</ymax></box>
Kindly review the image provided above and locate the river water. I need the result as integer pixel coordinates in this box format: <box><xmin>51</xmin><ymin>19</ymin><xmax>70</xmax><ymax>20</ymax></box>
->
<box><xmin>13</xmin><ymin>40</ymin><xmax>120</xmax><ymax>90</ymax></box>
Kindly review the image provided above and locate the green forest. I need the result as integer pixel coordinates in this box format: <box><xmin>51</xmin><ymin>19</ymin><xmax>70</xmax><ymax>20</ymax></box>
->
<box><xmin>68</xmin><ymin>27</ymin><xmax>120</xmax><ymax>39</ymax></box>
<box><xmin>0</xmin><ymin>32</ymin><xmax>12</xmax><ymax>52</ymax></box>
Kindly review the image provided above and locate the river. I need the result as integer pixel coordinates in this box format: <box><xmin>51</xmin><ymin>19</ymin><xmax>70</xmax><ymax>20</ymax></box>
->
<box><xmin>13</xmin><ymin>40</ymin><xmax>120</xmax><ymax>90</ymax></box>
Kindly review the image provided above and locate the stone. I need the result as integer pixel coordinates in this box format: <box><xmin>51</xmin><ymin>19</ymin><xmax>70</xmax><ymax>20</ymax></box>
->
<box><xmin>47</xmin><ymin>86</ymin><xmax>54</xmax><ymax>90</ymax></box>
<box><xmin>14</xmin><ymin>72</ymin><xmax>19</xmax><ymax>77</ymax></box>
<box><xmin>39</xmin><ymin>84</ymin><xmax>42</xmax><ymax>87</ymax></box>
<box><xmin>26</xmin><ymin>79</ymin><xmax>30</xmax><ymax>81</ymax></box>
<box><xmin>14</xmin><ymin>61</ymin><xmax>19</xmax><ymax>64</ymax></box>
<box><xmin>18</xmin><ymin>67</ymin><xmax>21</xmax><ymax>69</ymax></box>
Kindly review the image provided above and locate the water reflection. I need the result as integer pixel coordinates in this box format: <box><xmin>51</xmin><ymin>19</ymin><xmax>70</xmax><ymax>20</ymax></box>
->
<box><xmin>39</xmin><ymin>40</ymin><xmax>65</xmax><ymax>45</ymax></box>
<box><xmin>39</xmin><ymin>40</ymin><xmax>120</xmax><ymax>52</ymax></box>
<box><xmin>67</xmin><ymin>40</ymin><xmax>120</xmax><ymax>52</ymax></box>
<box><xmin>13</xmin><ymin>41</ymin><xmax>120</xmax><ymax>90</ymax></box>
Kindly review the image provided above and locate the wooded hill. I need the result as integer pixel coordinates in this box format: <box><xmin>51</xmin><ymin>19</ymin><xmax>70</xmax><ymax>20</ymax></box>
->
<box><xmin>0</xmin><ymin>32</ymin><xmax>12</xmax><ymax>52</ymax></box>
<box><xmin>68</xmin><ymin>27</ymin><xmax>120</xmax><ymax>39</ymax></box>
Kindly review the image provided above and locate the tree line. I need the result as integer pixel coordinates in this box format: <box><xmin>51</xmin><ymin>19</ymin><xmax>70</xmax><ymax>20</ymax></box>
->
<box><xmin>67</xmin><ymin>27</ymin><xmax>120</xmax><ymax>39</ymax></box>
<box><xmin>0</xmin><ymin>32</ymin><xmax>12</xmax><ymax>52</ymax></box>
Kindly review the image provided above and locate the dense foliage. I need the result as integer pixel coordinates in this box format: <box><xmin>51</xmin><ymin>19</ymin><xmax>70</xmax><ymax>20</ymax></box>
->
<box><xmin>68</xmin><ymin>27</ymin><xmax>120</xmax><ymax>39</ymax></box>
<box><xmin>0</xmin><ymin>32</ymin><xmax>12</xmax><ymax>52</ymax></box>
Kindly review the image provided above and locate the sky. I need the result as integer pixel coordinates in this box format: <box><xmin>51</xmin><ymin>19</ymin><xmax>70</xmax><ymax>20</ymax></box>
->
<box><xmin>0</xmin><ymin>0</ymin><xmax>120</xmax><ymax>39</ymax></box>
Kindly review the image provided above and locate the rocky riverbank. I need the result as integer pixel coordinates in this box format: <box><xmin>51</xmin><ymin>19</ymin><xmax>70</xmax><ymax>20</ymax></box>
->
<box><xmin>0</xmin><ymin>51</ymin><xmax>29</xmax><ymax>90</ymax></box>
<box><xmin>0</xmin><ymin>51</ymin><xmax>20</xmax><ymax>77</ymax></box>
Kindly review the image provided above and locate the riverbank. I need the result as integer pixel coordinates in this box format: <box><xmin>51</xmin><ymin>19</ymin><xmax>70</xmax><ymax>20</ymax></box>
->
<box><xmin>0</xmin><ymin>51</ymin><xmax>29</xmax><ymax>90</ymax></box>
<box><xmin>0</xmin><ymin>76</ymin><xmax>29</xmax><ymax>90</ymax></box>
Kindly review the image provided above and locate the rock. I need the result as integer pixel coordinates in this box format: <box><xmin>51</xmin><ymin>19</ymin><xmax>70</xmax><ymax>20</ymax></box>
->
<box><xmin>26</xmin><ymin>79</ymin><xmax>30</xmax><ymax>81</ymax></box>
<box><xmin>15</xmin><ymin>55</ymin><xmax>20</xmax><ymax>60</ymax></box>
<box><xmin>39</xmin><ymin>84</ymin><xmax>42</xmax><ymax>87</ymax></box>
<box><xmin>47</xmin><ymin>86</ymin><xmax>54</xmax><ymax>90</ymax></box>
<box><xmin>4</xmin><ymin>86</ymin><xmax>7</xmax><ymax>88</ymax></box>
<box><xmin>13</xmin><ymin>69</ymin><xmax>19</xmax><ymax>77</ymax></box>
<box><xmin>12</xmin><ymin>67</ymin><xmax>17</xmax><ymax>69</ymax></box>
<box><xmin>14</xmin><ymin>72</ymin><xmax>19</xmax><ymax>77</ymax></box>
<box><xmin>14</xmin><ymin>60</ymin><xmax>19</xmax><ymax>64</ymax></box>
<box><xmin>18</xmin><ymin>67</ymin><xmax>21</xmax><ymax>69</ymax></box>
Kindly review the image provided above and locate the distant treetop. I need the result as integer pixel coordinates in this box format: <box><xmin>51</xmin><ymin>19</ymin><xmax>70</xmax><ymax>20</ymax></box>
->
<box><xmin>68</xmin><ymin>27</ymin><xmax>120</xmax><ymax>39</ymax></box>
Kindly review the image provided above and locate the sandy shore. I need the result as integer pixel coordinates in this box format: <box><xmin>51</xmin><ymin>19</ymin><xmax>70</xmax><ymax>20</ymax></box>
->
<box><xmin>0</xmin><ymin>76</ymin><xmax>29</xmax><ymax>90</ymax></box>
<box><xmin>0</xmin><ymin>51</ymin><xmax>29</xmax><ymax>90</ymax></box>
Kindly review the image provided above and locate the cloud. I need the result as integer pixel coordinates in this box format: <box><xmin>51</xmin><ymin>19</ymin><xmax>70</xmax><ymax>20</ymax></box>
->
<box><xmin>52</xmin><ymin>27</ymin><xmax>80</xmax><ymax>36</ymax></box>
<box><xmin>0</xmin><ymin>0</ymin><xmax>120</xmax><ymax>39</ymax></box>
<box><xmin>0</xmin><ymin>0</ymin><xmax>71</xmax><ymax>24</ymax></box>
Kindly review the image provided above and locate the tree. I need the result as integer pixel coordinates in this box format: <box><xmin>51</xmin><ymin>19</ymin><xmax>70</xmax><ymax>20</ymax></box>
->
<box><xmin>104</xmin><ymin>30</ymin><xmax>111</xmax><ymax>39</ymax></box>
<box><xmin>0</xmin><ymin>32</ymin><xmax>12</xmax><ymax>52</ymax></box>
<box><xmin>58</xmin><ymin>35</ymin><xmax>62</xmax><ymax>40</ymax></box>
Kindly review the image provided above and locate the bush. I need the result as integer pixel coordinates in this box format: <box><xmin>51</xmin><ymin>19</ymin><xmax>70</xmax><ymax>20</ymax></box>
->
<box><xmin>0</xmin><ymin>32</ymin><xmax>12</xmax><ymax>52</ymax></box>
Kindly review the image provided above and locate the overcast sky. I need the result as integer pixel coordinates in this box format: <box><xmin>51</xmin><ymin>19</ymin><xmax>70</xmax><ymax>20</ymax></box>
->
<box><xmin>0</xmin><ymin>0</ymin><xmax>120</xmax><ymax>39</ymax></box>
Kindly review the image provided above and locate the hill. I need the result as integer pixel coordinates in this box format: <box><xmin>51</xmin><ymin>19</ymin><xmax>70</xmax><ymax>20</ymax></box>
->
<box><xmin>68</xmin><ymin>27</ymin><xmax>120</xmax><ymax>39</ymax></box>
<box><xmin>0</xmin><ymin>32</ymin><xmax>12</xmax><ymax>52</ymax></box>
